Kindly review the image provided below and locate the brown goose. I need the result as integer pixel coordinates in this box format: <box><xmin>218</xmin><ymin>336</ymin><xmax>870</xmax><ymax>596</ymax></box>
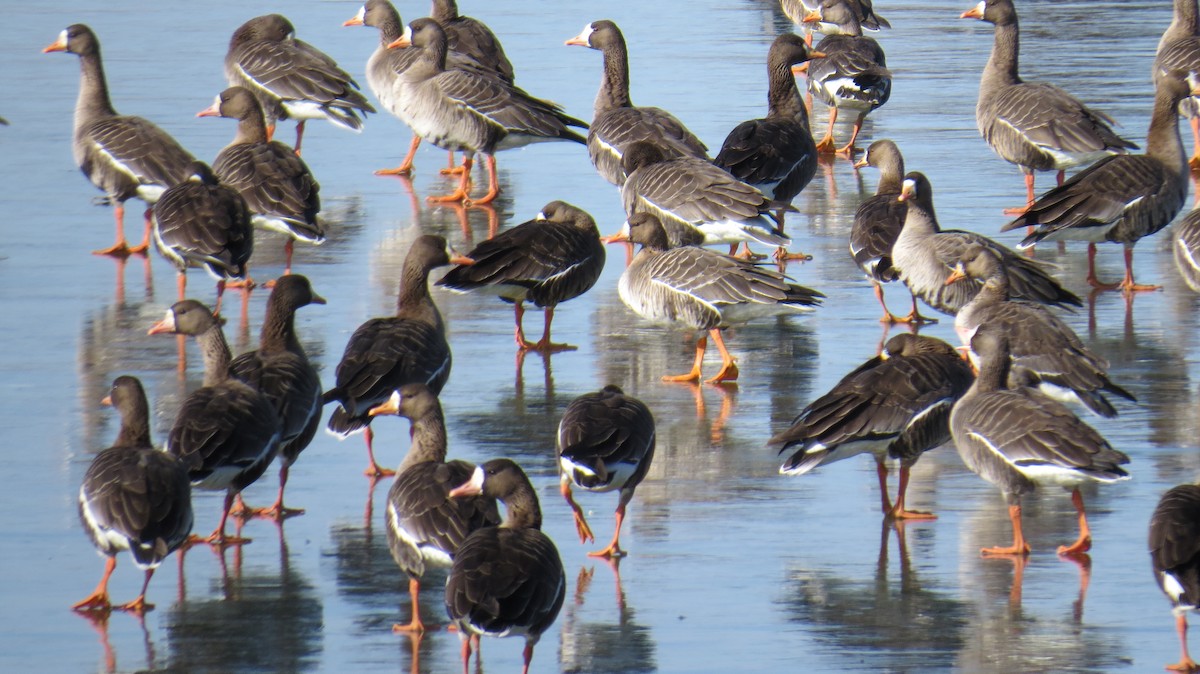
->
<box><xmin>714</xmin><ymin>34</ymin><xmax>823</xmax><ymax>261</ymax></box>
<box><xmin>1173</xmin><ymin>204</ymin><xmax>1200</xmax><ymax>292</ymax></box>
<box><xmin>446</xmin><ymin>458</ymin><xmax>566</xmax><ymax>674</ymax></box>
<box><xmin>771</xmin><ymin>334</ymin><xmax>974</xmax><ymax>520</ymax></box>
<box><xmin>949</xmin><ymin>324</ymin><xmax>1130</xmax><ymax>556</ymax></box>
<box><xmin>783</xmin><ymin>0</ymin><xmax>890</xmax><ymax>39</ymax></box>
<box><xmin>1149</xmin><ymin>484</ymin><xmax>1200</xmax><ymax>673</ymax></box>
<box><xmin>44</xmin><ymin>24</ymin><xmax>195</xmax><ymax>256</ymax></box>
<box><xmin>1156</xmin><ymin>0</ymin><xmax>1200</xmax><ymax>168</ymax></box>
<box><xmin>366</xmin><ymin>383</ymin><xmax>500</xmax><ymax>633</ymax></box>
<box><xmin>151</xmin><ymin>161</ymin><xmax>253</xmax><ymax>315</ymax></box>
<box><xmin>565</xmin><ymin>20</ymin><xmax>709</xmax><ymax>186</ymax></box>
<box><xmin>431</xmin><ymin>0</ymin><xmax>514</xmax><ymax>83</ymax></box>
<box><xmin>198</xmin><ymin>86</ymin><xmax>324</xmax><ymax>277</ymax></box>
<box><xmin>557</xmin><ymin>385</ymin><xmax>656</xmax><ymax>558</ymax></box>
<box><xmin>74</xmin><ymin>376</ymin><xmax>192</xmax><ymax>614</ymax></box>
<box><xmin>225</xmin><ymin>14</ymin><xmax>375</xmax><ymax>155</ymax></box>
<box><xmin>228</xmin><ymin>275</ymin><xmax>325</xmax><ymax>520</ymax></box>
<box><xmin>608</xmin><ymin>213</ymin><xmax>823</xmax><ymax>383</ymax></box>
<box><xmin>437</xmin><ymin>201</ymin><xmax>605</xmax><ymax>352</ymax></box>
<box><xmin>946</xmin><ymin>244</ymin><xmax>1135</xmax><ymax>418</ymax></box>
<box><xmin>1003</xmin><ymin>70</ymin><xmax>1196</xmax><ymax>293</ymax></box>
<box><xmin>892</xmin><ymin>172</ymin><xmax>1081</xmax><ymax>316</ymax></box>
<box><xmin>324</xmin><ymin>235</ymin><xmax>473</xmax><ymax>477</ymax></box>
<box><xmin>962</xmin><ymin>0</ymin><xmax>1136</xmax><ymax>215</ymax></box>
<box><xmin>148</xmin><ymin>300</ymin><xmax>281</xmax><ymax>545</ymax></box>
<box><xmin>849</xmin><ymin>140</ymin><xmax>932</xmax><ymax>324</ymax></box>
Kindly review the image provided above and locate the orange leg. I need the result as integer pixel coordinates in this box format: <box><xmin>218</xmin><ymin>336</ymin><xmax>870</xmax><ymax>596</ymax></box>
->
<box><xmin>206</xmin><ymin>491</ymin><xmax>252</xmax><ymax>546</ymax></box>
<box><xmin>293</xmin><ymin>121</ymin><xmax>306</xmax><ymax>157</ymax></box>
<box><xmin>392</xmin><ymin>577</ymin><xmax>427</xmax><ymax>633</ymax></box>
<box><xmin>705</xmin><ymin>329</ymin><xmax>739</xmax><ymax>384</ymax></box>
<box><xmin>1169</xmin><ymin>613</ymin><xmax>1200</xmax><ymax>672</ymax></box>
<box><xmin>364</xmin><ymin>426</ymin><xmax>396</xmax><ymax>478</ymax></box>
<box><xmin>561</xmin><ymin>478</ymin><xmax>595</xmax><ymax>544</ymax></box>
<box><xmin>522</xmin><ymin>642</ymin><xmax>536</xmax><ymax>674</ymax></box>
<box><xmin>835</xmin><ymin>114</ymin><xmax>866</xmax><ymax>157</ymax></box>
<box><xmin>128</xmin><ymin>208</ymin><xmax>152</xmax><ymax>254</ymax></box>
<box><xmin>242</xmin><ymin>463</ymin><xmax>305</xmax><ymax>520</ymax></box>
<box><xmin>1004</xmin><ymin>172</ymin><xmax>1037</xmax><ymax>216</ymax></box>
<box><xmin>1191</xmin><ymin>116</ymin><xmax>1200</xmax><ymax>171</ymax></box>
<box><xmin>1086</xmin><ymin>243</ymin><xmax>1120</xmax><ymax>290</ymax></box>
<box><xmin>428</xmin><ymin>157</ymin><xmax>473</xmax><ymax>203</ymax></box>
<box><xmin>519</xmin><ymin>306</ymin><xmax>576</xmax><ymax>353</ymax></box>
<box><xmin>892</xmin><ymin>292</ymin><xmax>938</xmax><ymax>326</ymax></box>
<box><xmin>377</xmin><ymin>136</ymin><xmax>422</xmax><ymax>176</ymax></box>
<box><xmin>871</xmin><ymin>281</ymin><xmax>906</xmax><ymax>324</ymax></box>
<box><xmin>889</xmin><ymin>464</ymin><xmax>937</xmax><ymax>520</ymax></box>
<box><xmin>982</xmin><ymin>503</ymin><xmax>1031</xmax><ymax>556</ymax></box>
<box><xmin>815</xmin><ymin>108</ymin><xmax>838</xmax><ymax>154</ymax></box>
<box><xmin>94</xmin><ymin>202</ymin><xmax>134</xmax><ymax>257</ymax></box>
<box><xmin>115</xmin><ymin>569</ymin><xmax>156</xmax><ymax>614</ymax></box>
<box><xmin>266</xmin><ymin>123</ymin><xmax>275</xmax><ymax>142</ymax></box>
<box><xmin>466</xmin><ymin>155</ymin><xmax>500</xmax><ymax>206</ymax></box>
<box><xmin>589</xmin><ymin>494</ymin><xmax>632</xmax><ymax>559</ymax></box>
<box><xmin>1118</xmin><ymin>245</ymin><xmax>1160</xmax><ymax>293</ymax></box>
<box><xmin>440</xmin><ymin>150</ymin><xmax>466</xmax><ymax>175</ymax></box>
<box><xmin>73</xmin><ymin>556</ymin><xmax>117</xmax><ymax>612</ymax></box>
<box><xmin>663</xmin><ymin>335</ymin><xmax>707</xmax><ymax>383</ymax></box>
<box><xmin>1057</xmin><ymin>487</ymin><xmax>1093</xmax><ymax>556</ymax></box>
<box><xmin>875</xmin><ymin>458</ymin><xmax>893</xmax><ymax>515</ymax></box>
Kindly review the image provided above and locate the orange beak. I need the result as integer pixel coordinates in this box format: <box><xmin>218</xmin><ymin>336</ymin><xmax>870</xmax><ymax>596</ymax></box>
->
<box><xmin>343</xmin><ymin>16</ymin><xmax>364</xmax><ymax>27</ymax></box>
<box><xmin>196</xmin><ymin>104</ymin><xmax>220</xmax><ymax>118</ymax></box>
<box><xmin>960</xmin><ymin>2</ymin><xmax>985</xmax><ymax>19</ymax></box>
<box><xmin>898</xmin><ymin>183</ymin><xmax>915</xmax><ymax>203</ymax></box>
<box><xmin>386</xmin><ymin>35</ymin><xmax>411</xmax><ymax>49</ymax></box>
<box><xmin>601</xmin><ymin>232</ymin><xmax>630</xmax><ymax>244</ymax></box>
<box><xmin>565</xmin><ymin>32</ymin><xmax>589</xmax><ymax>46</ymax></box>
<box><xmin>945</xmin><ymin>265</ymin><xmax>967</xmax><ymax>285</ymax></box>
<box><xmin>852</xmin><ymin>158</ymin><xmax>869</xmax><ymax>169</ymax></box>
<box><xmin>802</xmin><ymin>9</ymin><xmax>822</xmax><ymax>23</ymax></box>
<box><xmin>147</xmin><ymin>319</ymin><xmax>174</xmax><ymax>335</ymax></box>
<box><xmin>808</xmin><ymin>50</ymin><xmax>827</xmax><ymax>59</ymax></box>
<box><xmin>43</xmin><ymin>38</ymin><xmax>67</xmax><ymax>53</ymax></box>
<box><xmin>100</xmin><ymin>394</ymin><xmax>113</xmax><ymax>407</ymax></box>
<box><xmin>450</xmin><ymin>254</ymin><xmax>475</xmax><ymax>266</ymax></box>
<box><xmin>791</xmin><ymin>63</ymin><xmax>809</xmax><ymax>76</ymax></box>
<box><xmin>367</xmin><ymin>392</ymin><xmax>400</xmax><ymax>417</ymax></box>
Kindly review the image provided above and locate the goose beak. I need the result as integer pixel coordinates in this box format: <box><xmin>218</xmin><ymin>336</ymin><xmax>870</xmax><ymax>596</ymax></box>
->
<box><xmin>602</xmin><ymin>221</ymin><xmax>632</xmax><ymax>244</ymax></box>
<box><xmin>367</xmin><ymin>391</ymin><xmax>401</xmax><ymax>417</ymax></box>
<box><xmin>898</xmin><ymin>180</ymin><xmax>916</xmax><ymax>202</ymax></box>
<box><xmin>343</xmin><ymin>8</ymin><xmax>365</xmax><ymax>27</ymax></box>
<box><xmin>565</xmin><ymin>35</ymin><xmax>588</xmax><ymax>46</ymax></box>
<box><xmin>852</xmin><ymin>157</ymin><xmax>869</xmax><ymax>169</ymax></box>
<box><xmin>387</xmin><ymin>25</ymin><xmax>413</xmax><ymax>49</ymax></box>
<box><xmin>196</xmin><ymin>95</ymin><xmax>222</xmax><ymax>118</ymax></box>
<box><xmin>802</xmin><ymin>9</ymin><xmax>822</xmax><ymax>23</ymax></box>
<box><xmin>960</xmin><ymin>2</ymin><xmax>985</xmax><ymax>19</ymax></box>
<box><xmin>945</xmin><ymin>265</ymin><xmax>968</xmax><ymax>285</ymax></box>
<box><xmin>311</xmin><ymin>293</ymin><xmax>327</xmax><ymax>305</ymax></box>
<box><xmin>450</xmin><ymin>254</ymin><xmax>475</xmax><ymax>266</ymax></box>
<box><xmin>147</xmin><ymin>310</ymin><xmax>176</xmax><ymax>335</ymax></box>
<box><xmin>791</xmin><ymin>63</ymin><xmax>809</xmax><ymax>76</ymax></box>
<box><xmin>43</xmin><ymin>31</ymin><xmax>67</xmax><ymax>53</ymax></box>
<box><xmin>448</xmin><ymin>466</ymin><xmax>485</xmax><ymax>498</ymax></box>
<box><xmin>100</xmin><ymin>394</ymin><xmax>113</xmax><ymax>406</ymax></box>
<box><xmin>809</xmin><ymin>50</ymin><xmax>827</xmax><ymax>59</ymax></box>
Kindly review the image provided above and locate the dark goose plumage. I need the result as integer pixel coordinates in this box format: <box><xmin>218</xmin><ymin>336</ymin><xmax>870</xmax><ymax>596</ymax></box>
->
<box><xmin>557</xmin><ymin>385</ymin><xmax>656</xmax><ymax>558</ymax></box>
<box><xmin>325</xmin><ymin>235</ymin><xmax>470</xmax><ymax>477</ymax></box>
<box><xmin>437</xmin><ymin>201</ymin><xmax>605</xmax><ymax>352</ymax></box>
<box><xmin>1149</xmin><ymin>484</ymin><xmax>1200</xmax><ymax>672</ymax></box>
<box><xmin>1003</xmin><ymin>70</ymin><xmax>1195</xmax><ymax>293</ymax></box>
<box><xmin>445</xmin><ymin>458</ymin><xmax>565</xmax><ymax>674</ymax></box>
<box><xmin>771</xmin><ymin>334</ymin><xmax>973</xmax><ymax>520</ymax></box>
<box><xmin>783</xmin><ymin>0</ymin><xmax>891</xmax><ymax>36</ymax></box>
<box><xmin>962</xmin><ymin>0</ymin><xmax>1136</xmax><ymax>212</ymax></box>
<box><xmin>198</xmin><ymin>86</ymin><xmax>324</xmax><ymax>276</ymax></box>
<box><xmin>225</xmin><ymin>14</ymin><xmax>375</xmax><ymax>154</ymax></box>
<box><xmin>948</xmin><ymin>324</ymin><xmax>1130</xmax><ymax>556</ymax></box>
<box><xmin>566</xmin><ymin>20</ymin><xmax>709</xmax><ymax>186</ymax></box>
<box><xmin>1155</xmin><ymin>0</ymin><xmax>1200</xmax><ymax>168</ymax></box>
<box><xmin>148</xmin><ymin>301</ymin><xmax>281</xmax><ymax>545</ymax></box>
<box><xmin>74</xmin><ymin>376</ymin><xmax>192</xmax><ymax>614</ymax></box>
<box><xmin>228</xmin><ymin>275</ymin><xmax>325</xmax><ymax>519</ymax></box>
<box><xmin>152</xmin><ymin>161</ymin><xmax>253</xmax><ymax>313</ymax></box>
<box><xmin>44</xmin><ymin>24</ymin><xmax>195</xmax><ymax>256</ymax></box>
<box><xmin>431</xmin><ymin>0</ymin><xmax>514</xmax><ymax>83</ymax></box>
<box><xmin>1173</xmin><ymin>205</ymin><xmax>1200</xmax><ymax>292</ymax></box>
<box><xmin>892</xmin><ymin>171</ymin><xmax>1081</xmax><ymax>316</ymax></box>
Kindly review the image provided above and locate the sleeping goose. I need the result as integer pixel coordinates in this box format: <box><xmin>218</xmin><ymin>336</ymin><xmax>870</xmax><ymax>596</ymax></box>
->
<box><xmin>566</xmin><ymin>20</ymin><xmax>709</xmax><ymax>186</ymax></box>
<box><xmin>44</xmin><ymin>24</ymin><xmax>195</xmax><ymax>256</ymax></box>
<box><xmin>961</xmin><ymin>0</ymin><xmax>1137</xmax><ymax>215</ymax></box>
<box><xmin>1154</xmin><ymin>0</ymin><xmax>1200</xmax><ymax>169</ymax></box>
<box><xmin>1149</xmin><ymin>484</ymin><xmax>1200</xmax><ymax>673</ymax></box>
<box><xmin>430</xmin><ymin>0</ymin><xmax>514</xmax><ymax>83</ymax></box>
<box><xmin>783</xmin><ymin>0</ymin><xmax>890</xmax><ymax>40</ymax></box>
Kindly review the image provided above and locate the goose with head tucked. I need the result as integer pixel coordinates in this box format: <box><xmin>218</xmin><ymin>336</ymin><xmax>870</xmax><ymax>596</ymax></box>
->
<box><xmin>1149</xmin><ymin>483</ymin><xmax>1200</xmax><ymax>673</ymax></box>
<box><xmin>430</xmin><ymin>0</ymin><xmax>513</xmax><ymax>83</ymax></box>
<box><xmin>782</xmin><ymin>0</ymin><xmax>890</xmax><ymax>42</ymax></box>
<box><xmin>1155</xmin><ymin>0</ymin><xmax>1200</xmax><ymax>169</ymax></box>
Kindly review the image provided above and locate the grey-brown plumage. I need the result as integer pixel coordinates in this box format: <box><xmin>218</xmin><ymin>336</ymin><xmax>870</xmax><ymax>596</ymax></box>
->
<box><xmin>437</xmin><ymin>201</ymin><xmax>605</xmax><ymax>351</ymax></box>
<box><xmin>783</xmin><ymin>0</ymin><xmax>890</xmax><ymax>35</ymax></box>
<box><xmin>1173</xmin><ymin>206</ymin><xmax>1200</xmax><ymax>292</ymax></box>
<box><xmin>44</xmin><ymin>24</ymin><xmax>195</xmax><ymax>256</ymax></box>
<box><xmin>1156</xmin><ymin>0</ymin><xmax>1200</xmax><ymax>167</ymax></box>
<box><xmin>445</xmin><ymin>458</ymin><xmax>565</xmax><ymax>674</ymax></box>
<box><xmin>893</xmin><ymin>172</ymin><xmax>1080</xmax><ymax>316</ymax></box>
<box><xmin>949</xmin><ymin>244</ymin><xmax>1134</xmax><ymax>418</ymax></box>
<box><xmin>74</xmin><ymin>376</ymin><xmax>193</xmax><ymax>613</ymax></box>
<box><xmin>557</xmin><ymin>385</ymin><xmax>656</xmax><ymax>557</ymax></box>
<box><xmin>566</xmin><ymin>20</ymin><xmax>709</xmax><ymax>186</ymax></box>
<box><xmin>431</xmin><ymin>0</ymin><xmax>514</xmax><ymax>83</ymax></box>
<box><xmin>225</xmin><ymin>14</ymin><xmax>374</xmax><ymax>152</ymax></box>
<box><xmin>1149</xmin><ymin>484</ymin><xmax>1200</xmax><ymax>671</ymax></box>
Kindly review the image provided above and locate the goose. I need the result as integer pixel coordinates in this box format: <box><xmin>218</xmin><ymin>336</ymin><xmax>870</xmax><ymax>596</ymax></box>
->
<box><xmin>437</xmin><ymin>201</ymin><xmax>605</xmax><ymax>352</ymax></box>
<box><xmin>771</xmin><ymin>334</ymin><xmax>974</xmax><ymax>520</ymax></box>
<box><xmin>557</xmin><ymin>385</ymin><xmax>656</xmax><ymax>558</ymax></box>
<box><xmin>44</xmin><ymin>24</ymin><xmax>195</xmax><ymax>256</ymax></box>
<box><xmin>961</xmin><ymin>0</ymin><xmax>1137</xmax><ymax>215</ymax></box>
<box><xmin>1155</xmin><ymin>0</ymin><xmax>1200</xmax><ymax>169</ymax></box>
<box><xmin>946</xmin><ymin>244</ymin><xmax>1135</xmax><ymax>418</ymax></box>
<box><xmin>198</xmin><ymin>86</ymin><xmax>324</xmax><ymax>277</ymax></box>
<box><xmin>148</xmin><ymin>300</ymin><xmax>281</xmax><ymax>545</ymax></box>
<box><xmin>385</xmin><ymin>18</ymin><xmax>587</xmax><ymax>205</ymax></box>
<box><xmin>225</xmin><ymin>14</ymin><xmax>375</xmax><ymax>155</ymax></box>
<box><xmin>73</xmin><ymin>376</ymin><xmax>192</xmax><ymax>614</ymax></box>
<box><xmin>565</xmin><ymin>20</ymin><xmax>709</xmax><ymax>186</ymax></box>
<box><xmin>430</xmin><ymin>0</ymin><xmax>514</xmax><ymax>83</ymax></box>
<box><xmin>1149</xmin><ymin>484</ymin><xmax>1200</xmax><ymax>673</ymax></box>
<box><xmin>445</xmin><ymin>458</ymin><xmax>565</xmax><ymax>674</ymax></box>
<box><xmin>892</xmin><ymin>171</ymin><xmax>1081</xmax><ymax>316</ymax></box>
<box><xmin>1173</xmin><ymin>204</ymin><xmax>1200</xmax><ymax>292</ymax></box>
<box><xmin>228</xmin><ymin>275</ymin><xmax>325</xmax><ymax>520</ymax></box>
<box><xmin>366</xmin><ymin>384</ymin><xmax>500</xmax><ymax>633</ymax></box>
<box><xmin>607</xmin><ymin>213</ymin><xmax>822</xmax><ymax>383</ymax></box>
<box><xmin>783</xmin><ymin>0</ymin><xmax>890</xmax><ymax>41</ymax></box>
<box><xmin>324</xmin><ymin>235</ymin><xmax>473</xmax><ymax>477</ymax></box>
<box><xmin>949</xmin><ymin>324</ymin><xmax>1130</xmax><ymax>556</ymax></box>
<box><xmin>1003</xmin><ymin>70</ymin><xmax>1196</xmax><ymax>293</ymax></box>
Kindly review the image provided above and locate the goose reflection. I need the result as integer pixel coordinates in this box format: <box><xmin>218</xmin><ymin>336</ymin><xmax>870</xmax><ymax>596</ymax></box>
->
<box><xmin>77</xmin><ymin>610</ymin><xmax>157</xmax><ymax>673</ymax></box>
<box><xmin>559</xmin><ymin>559</ymin><xmax>657</xmax><ymax>674</ymax></box>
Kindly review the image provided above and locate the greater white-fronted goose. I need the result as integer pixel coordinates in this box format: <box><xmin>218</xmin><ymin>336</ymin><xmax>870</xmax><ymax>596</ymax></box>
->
<box><xmin>948</xmin><ymin>324</ymin><xmax>1130</xmax><ymax>556</ymax></box>
<box><xmin>961</xmin><ymin>0</ymin><xmax>1137</xmax><ymax>214</ymax></box>
<box><xmin>557</xmin><ymin>385</ymin><xmax>656</xmax><ymax>558</ymax></box>
<box><xmin>446</xmin><ymin>458</ymin><xmax>566</xmax><ymax>674</ymax></box>
<box><xmin>785</xmin><ymin>0</ymin><xmax>890</xmax><ymax>39</ymax></box>
<box><xmin>1149</xmin><ymin>484</ymin><xmax>1200</xmax><ymax>673</ymax></box>
<box><xmin>802</xmin><ymin>0</ymin><xmax>891</xmax><ymax>156</ymax></box>
<box><xmin>946</xmin><ymin>244</ymin><xmax>1135</xmax><ymax>418</ymax></box>
<box><xmin>44</xmin><ymin>24</ymin><xmax>196</xmax><ymax>256</ymax></box>
<box><xmin>386</xmin><ymin>18</ymin><xmax>587</xmax><ymax>205</ymax></box>
<box><xmin>1173</xmin><ymin>205</ymin><xmax>1200</xmax><ymax>292</ymax></box>
<box><xmin>620</xmin><ymin>141</ymin><xmax>790</xmax><ymax>257</ymax></box>
<box><xmin>849</xmin><ymin>139</ymin><xmax>933</xmax><ymax>324</ymax></box>
<box><xmin>892</xmin><ymin>172</ymin><xmax>1081</xmax><ymax>316</ymax></box>
<box><xmin>225</xmin><ymin>14</ymin><xmax>375</xmax><ymax>155</ymax></box>
<box><xmin>1155</xmin><ymin>0</ymin><xmax>1200</xmax><ymax>168</ymax></box>
<box><xmin>431</xmin><ymin>0</ymin><xmax>514</xmax><ymax>83</ymax></box>
<box><xmin>714</xmin><ymin>34</ymin><xmax>822</xmax><ymax>261</ymax></box>
<box><xmin>1003</xmin><ymin>70</ymin><xmax>1196</xmax><ymax>293</ymax></box>
<box><xmin>228</xmin><ymin>275</ymin><xmax>325</xmax><ymax>520</ymax></box>
<box><xmin>198</xmin><ymin>86</ymin><xmax>324</xmax><ymax>277</ymax></box>
<box><xmin>565</xmin><ymin>20</ymin><xmax>709</xmax><ymax>186</ymax></box>
<box><xmin>151</xmin><ymin>161</ymin><xmax>253</xmax><ymax>315</ymax></box>
<box><xmin>148</xmin><ymin>300</ymin><xmax>281</xmax><ymax>545</ymax></box>
<box><xmin>437</xmin><ymin>201</ymin><xmax>605</xmax><ymax>352</ymax></box>
<box><xmin>771</xmin><ymin>334</ymin><xmax>973</xmax><ymax>520</ymax></box>
<box><xmin>324</xmin><ymin>235</ymin><xmax>473</xmax><ymax>477</ymax></box>
<box><xmin>608</xmin><ymin>213</ymin><xmax>823</xmax><ymax>383</ymax></box>
<box><xmin>74</xmin><ymin>376</ymin><xmax>193</xmax><ymax>614</ymax></box>
<box><xmin>365</xmin><ymin>383</ymin><xmax>500</xmax><ymax>633</ymax></box>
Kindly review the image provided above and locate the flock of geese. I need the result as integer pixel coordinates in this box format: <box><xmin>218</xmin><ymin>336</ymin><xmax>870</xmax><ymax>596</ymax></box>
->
<box><xmin>47</xmin><ymin>0</ymin><xmax>1200</xmax><ymax>671</ymax></box>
